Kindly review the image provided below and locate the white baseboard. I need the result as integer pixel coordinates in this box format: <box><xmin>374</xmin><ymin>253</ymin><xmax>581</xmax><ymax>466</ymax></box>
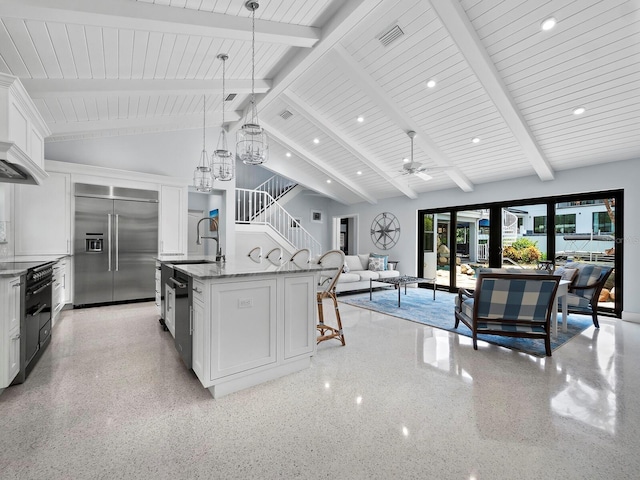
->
<box><xmin>622</xmin><ymin>311</ymin><xmax>640</xmax><ymax>324</ymax></box>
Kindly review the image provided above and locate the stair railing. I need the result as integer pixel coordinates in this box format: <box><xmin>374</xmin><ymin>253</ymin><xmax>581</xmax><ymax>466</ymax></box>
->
<box><xmin>236</xmin><ymin>188</ymin><xmax>322</xmax><ymax>258</ymax></box>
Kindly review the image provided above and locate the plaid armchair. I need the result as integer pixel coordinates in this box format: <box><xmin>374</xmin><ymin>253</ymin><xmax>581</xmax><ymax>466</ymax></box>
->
<box><xmin>455</xmin><ymin>273</ymin><xmax>560</xmax><ymax>356</ymax></box>
<box><xmin>558</xmin><ymin>263</ymin><xmax>613</xmax><ymax>328</ymax></box>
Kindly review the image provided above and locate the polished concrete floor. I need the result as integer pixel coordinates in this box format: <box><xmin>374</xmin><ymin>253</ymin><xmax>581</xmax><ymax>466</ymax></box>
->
<box><xmin>1</xmin><ymin>298</ymin><xmax>639</xmax><ymax>479</ymax></box>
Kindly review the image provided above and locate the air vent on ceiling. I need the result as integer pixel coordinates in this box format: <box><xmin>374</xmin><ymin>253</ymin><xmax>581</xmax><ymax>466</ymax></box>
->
<box><xmin>378</xmin><ymin>24</ymin><xmax>404</xmax><ymax>47</ymax></box>
<box><xmin>225</xmin><ymin>93</ymin><xmax>236</xmax><ymax>101</ymax></box>
<box><xmin>279</xmin><ymin>109</ymin><xmax>293</xmax><ymax>120</ymax></box>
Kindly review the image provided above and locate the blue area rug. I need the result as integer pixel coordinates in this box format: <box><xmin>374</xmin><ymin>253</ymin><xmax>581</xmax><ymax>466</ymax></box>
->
<box><xmin>339</xmin><ymin>288</ymin><xmax>594</xmax><ymax>357</ymax></box>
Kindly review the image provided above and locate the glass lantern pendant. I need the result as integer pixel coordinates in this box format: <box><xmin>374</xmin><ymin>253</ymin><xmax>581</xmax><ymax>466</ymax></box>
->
<box><xmin>193</xmin><ymin>95</ymin><xmax>214</xmax><ymax>192</ymax></box>
<box><xmin>236</xmin><ymin>1</ymin><xmax>268</xmax><ymax>165</ymax></box>
<box><xmin>212</xmin><ymin>53</ymin><xmax>235</xmax><ymax>181</ymax></box>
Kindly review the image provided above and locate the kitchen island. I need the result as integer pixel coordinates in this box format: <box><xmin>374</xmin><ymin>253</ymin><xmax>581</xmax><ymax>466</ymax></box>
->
<box><xmin>169</xmin><ymin>257</ymin><xmax>331</xmax><ymax>399</ymax></box>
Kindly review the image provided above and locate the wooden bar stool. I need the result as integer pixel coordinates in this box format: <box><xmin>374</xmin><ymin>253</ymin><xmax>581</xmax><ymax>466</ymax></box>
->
<box><xmin>316</xmin><ymin>250</ymin><xmax>346</xmax><ymax>346</ymax></box>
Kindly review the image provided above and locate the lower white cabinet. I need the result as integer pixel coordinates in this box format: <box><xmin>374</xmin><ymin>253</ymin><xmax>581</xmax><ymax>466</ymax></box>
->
<box><xmin>191</xmin><ymin>296</ymin><xmax>204</xmax><ymax>380</ymax></box>
<box><xmin>165</xmin><ymin>284</ymin><xmax>175</xmax><ymax>338</ymax></box>
<box><xmin>155</xmin><ymin>261</ymin><xmax>161</xmax><ymax>317</ymax></box>
<box><xmin>190</xmin><ymin>272</ymin><xmax>317</xmax><ymax>398</ymax></box>
<box><xmin>52</xmin><ymin>258</ymin><xmax>70</xmax><ymax>325</ymax></box>
<box><xmin>1</xmin><ymin>276</ymin><xmax>22</xmax><ymax>390</ymax></box>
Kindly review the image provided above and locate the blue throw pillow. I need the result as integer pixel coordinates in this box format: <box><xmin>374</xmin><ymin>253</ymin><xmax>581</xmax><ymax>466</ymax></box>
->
<box><xmin>370</xmin><ymin>253</ymin><xmax>388</xmax><ymax>270</ymax></box>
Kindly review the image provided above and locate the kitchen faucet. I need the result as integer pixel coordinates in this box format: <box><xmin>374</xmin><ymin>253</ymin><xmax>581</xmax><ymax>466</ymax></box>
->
<box><xmin>196</xmin><ymin>217</ymin><xmax>225</xmax><ymax>262</ymax></box>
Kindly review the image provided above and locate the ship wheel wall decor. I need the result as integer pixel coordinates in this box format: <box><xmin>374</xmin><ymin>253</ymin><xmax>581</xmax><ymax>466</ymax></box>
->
<box><xmin>370</xmin><ymin>212</ymin><xmax>400</xmax><ymax>250</ymax></box>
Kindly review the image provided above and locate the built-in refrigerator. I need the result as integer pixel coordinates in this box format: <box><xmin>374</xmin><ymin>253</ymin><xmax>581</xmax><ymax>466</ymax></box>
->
<box><xmin>74</xmin><ymin>183</ymin><xmax>158</xmax><ymax>306</ymax></box>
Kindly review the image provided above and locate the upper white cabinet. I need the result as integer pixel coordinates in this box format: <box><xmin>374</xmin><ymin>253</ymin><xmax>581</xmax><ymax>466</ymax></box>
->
<box><xmin>14</xmin><ymin>172</ymin><xmax>71</xmax><ymax>255</ymax></box>
<box><xmin>0</xmin><ymin>73</ymin><xmax>50</xmax><ymax>184</ymax></box>
<box><xmin>159</xmin><ymin>185</ymin><xmax>186</xmax><ymax>254</ymax></box>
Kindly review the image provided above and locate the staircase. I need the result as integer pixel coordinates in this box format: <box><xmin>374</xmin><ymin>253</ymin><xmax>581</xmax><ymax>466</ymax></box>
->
<box><xmin>235</xmin><ymin>187</ymin><xmax>322</xmax><ymax>258</ymax></box>
<box><xmin>502</xmin><ymin>210</ymin><xmax>519</xmax><ymax>246</ymax></box>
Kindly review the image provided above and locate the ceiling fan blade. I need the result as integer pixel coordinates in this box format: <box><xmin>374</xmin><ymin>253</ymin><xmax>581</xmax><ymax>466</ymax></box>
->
<box><xmin>415</xmin><ymin>172</ymin><xmax>433</xmax><ymax>181</ymax></box>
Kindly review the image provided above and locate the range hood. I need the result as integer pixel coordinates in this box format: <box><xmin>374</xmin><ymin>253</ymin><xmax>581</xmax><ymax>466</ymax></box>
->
<box><xmin>0</xmin><ymin>142</ymin><xmax>47</xmax><ymax>185</ymax></box>
<box><xmin>0</xmin><ymin>73</ymin><xmax>50</xmax><ymax>185</ymax></box>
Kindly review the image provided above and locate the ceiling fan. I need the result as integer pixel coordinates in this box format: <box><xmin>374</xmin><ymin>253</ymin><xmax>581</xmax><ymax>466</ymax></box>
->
<box><xmin>396</xmin><ymin>131</ymin><xmax>446</xmax><ymax>181</ymax></box>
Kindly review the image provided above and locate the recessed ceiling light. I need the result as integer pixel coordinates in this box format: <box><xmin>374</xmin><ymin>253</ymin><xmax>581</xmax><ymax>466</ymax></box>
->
<box><xmin>285</xmin><ymin>152</ymin><xmax>291</xmax><ymax>157</ymax></box>
<box><xmin>356</xmin><ymin>171</ymin><xmax>362</xmax><ymax>175</ymax></box>
<box><xmin>472</xmin><ymin>137</ymin><xmax>481</xmax><ymax>144</ymax></box>
<box><xmin>402</xmin><ymin>157</ymin><xmax>409</xmax><ymax>163</ymax></box>
<box><xmin>541</xmin><ymin>17</ymin><xmax>557</xmax><ymax>31</ymax></box>
<box><xmin>426</xmin><ymin>79</ymin><xmax>436</xmax><ymax>88</ymax></box>
<box><xmin>573</xmin><ymin>107</ymin><xmax>586</xmax><ymax>115</ymax></box>
<box><xmin>357</xmin><ymin>116</ymin><xmax>364</xmax><ymax>122</ymax></box>
<box><xmin>313</xmin><ymin>138</ymin><xmax>320</xmax><ymax>144</ymax></box>
<box><xmin>326</xmin><ymin>179</ymin><xmax>332</xmax><ymax>183</ymax></box>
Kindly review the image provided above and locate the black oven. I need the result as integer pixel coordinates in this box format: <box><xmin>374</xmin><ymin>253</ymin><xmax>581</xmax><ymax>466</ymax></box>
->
<box><xmin>13</xmin><ymin>262</ymin><xmax>54</xmax><ymax>384</ymax></box>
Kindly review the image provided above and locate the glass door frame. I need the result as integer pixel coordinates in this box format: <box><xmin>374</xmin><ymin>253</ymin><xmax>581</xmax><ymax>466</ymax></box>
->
<box><xmin>417</xmin><ymin>189</ymin><xmax>623</xmax><ymax>318</ymax></box>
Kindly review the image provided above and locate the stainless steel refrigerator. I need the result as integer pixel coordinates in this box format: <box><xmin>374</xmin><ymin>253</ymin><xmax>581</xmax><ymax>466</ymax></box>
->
<box><xmin>74</xmin><ymin>183</ymin><xmax>158</xmax><ymax>306</ymax></box>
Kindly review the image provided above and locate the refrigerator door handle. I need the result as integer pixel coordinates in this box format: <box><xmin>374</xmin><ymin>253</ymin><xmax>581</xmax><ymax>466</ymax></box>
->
<box><xmin>115</xmin><ymin>214</ymin><xmax>119</xmax><ymax>272</ymax></box>
<box><xmin>107</xmin><ymin>213</ymin><xmax>112</xmax><ymax>272</ymax></box>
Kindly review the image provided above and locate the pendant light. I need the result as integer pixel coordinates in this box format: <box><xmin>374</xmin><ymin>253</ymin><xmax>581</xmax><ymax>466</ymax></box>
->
<box><xmin>211</xmin><ymin>53</ymin><xmax>234</xmax><ymax>181</ymax></box>
<box><xmin>236</xmin><ymin>1</ymin><xmax>268</xmax><ymax>165</ymax></box>
<box><xmin>193</xmin><ymin>95</ymin><xmax>214</xmax><ymax>192</ymax></box>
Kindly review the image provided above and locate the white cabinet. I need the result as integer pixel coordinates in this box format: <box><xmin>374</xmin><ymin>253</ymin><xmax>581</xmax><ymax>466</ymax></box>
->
<box><xmin>14</xmin><ymin>172</ymin><xmax>71</xmax><ymax>255</ymax></box>
<box><xmin>164</xmin><ymin>283</ymin><xmax>175</xmax><ymax>338</ymax></box>
<box><xmin>191</xmin><ymin>292</ymin><xmax>205</xmax><ymax>380</ymax></box>
<box><xmin>159</xmin><ymin>185</ymin><xmax>187</xmax><ymax>255</ymax></box>
<box><xmin>1</xmin><ymin>276</ymin><xmax>22</xmax><ymax>390</ymax></box>
<box><xmin>155</xmin><ymin>261</ymin><xmax>161</xmax><ymax>317</ymax></box>
<box><xmin>190</xmin><ymin>272</ymin><xmax>317</xmax><ymax>398</ymax></box>
<box><xmin>52</xmin><ymin>258</ymin><xmax>70</xmax><ymax>325</ymax></box>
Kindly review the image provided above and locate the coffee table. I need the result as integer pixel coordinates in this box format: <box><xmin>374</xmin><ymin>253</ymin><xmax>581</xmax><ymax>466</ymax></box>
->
<box><xmin>370</xmin><ymin>276</ymin><xmax>436</xmax><ymax>307</ymax></box>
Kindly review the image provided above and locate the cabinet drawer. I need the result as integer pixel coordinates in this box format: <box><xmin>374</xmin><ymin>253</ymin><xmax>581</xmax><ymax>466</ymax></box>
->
<box><xmin>192</xmin><ymin>280</ymin><xmax>205</xmax><ymax>304</ymax></box>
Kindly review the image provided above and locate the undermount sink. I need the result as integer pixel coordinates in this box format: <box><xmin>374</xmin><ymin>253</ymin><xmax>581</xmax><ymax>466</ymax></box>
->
<box><xmin>167</xmin><ymin>259</ymin><xmax>217</xmax><ymax>265</ymax></box>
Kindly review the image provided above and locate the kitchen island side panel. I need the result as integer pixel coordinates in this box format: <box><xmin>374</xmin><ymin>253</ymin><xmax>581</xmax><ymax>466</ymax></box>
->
<box><xmin>209</xmin><ymin>278</ymin><xmax>277</xmax><ymax>380</ymax></box>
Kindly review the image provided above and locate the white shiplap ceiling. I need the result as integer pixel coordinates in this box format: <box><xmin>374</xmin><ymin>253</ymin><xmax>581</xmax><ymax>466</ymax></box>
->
<box><xmin>1</xmin><ymin>0</ymin><xmax>638</xmax><ymax>204</ymax></box>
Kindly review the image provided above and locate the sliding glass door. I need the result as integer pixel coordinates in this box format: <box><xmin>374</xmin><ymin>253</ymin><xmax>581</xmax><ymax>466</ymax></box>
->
<box><xmin>417</xmin><ymin>190</ymin><xmax>622</xmax><ymax>317</ymax></box>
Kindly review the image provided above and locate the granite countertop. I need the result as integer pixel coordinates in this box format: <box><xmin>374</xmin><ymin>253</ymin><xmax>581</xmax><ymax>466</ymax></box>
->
<box><xmin>0</xmin><ymin>254</ymin><xmax>70</xmax><ymax>277</ymax></box>
<box><xmin>171</xmin><ymin>256</ymin><xmax>334</xmax><ymax>280</ymax></box>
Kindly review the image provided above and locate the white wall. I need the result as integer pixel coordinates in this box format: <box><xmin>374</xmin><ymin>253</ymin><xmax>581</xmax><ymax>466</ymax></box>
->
<box><xmin>328</xmin><ymin>157</ymin><xmax>640</xmax><ymax>318</ymax></box>
<box><xmin>282</xmin><ymin>191</ymin><xmax>333</xmax><ymax>252</ymax></box>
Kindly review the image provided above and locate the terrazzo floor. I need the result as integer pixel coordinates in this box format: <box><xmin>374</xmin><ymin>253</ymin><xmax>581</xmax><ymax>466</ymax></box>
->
<box><xmin>1</xmin><ymin>298</ymin><xmax>639</xmax><ymax>479</ymax></box>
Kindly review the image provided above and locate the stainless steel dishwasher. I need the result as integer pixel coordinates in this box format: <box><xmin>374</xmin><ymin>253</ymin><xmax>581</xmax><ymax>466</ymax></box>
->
<box><xmin>168</xmin><ymin>269</ymin><xmax>192</xmax><ymax>370</ymax></box>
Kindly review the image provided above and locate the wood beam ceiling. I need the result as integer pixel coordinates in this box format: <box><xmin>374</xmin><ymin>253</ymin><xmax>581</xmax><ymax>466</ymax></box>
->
<box><xmin>429</xmin><ymin>0</ymin><xmax>555</xmax><ymax>182</ymax></box>
<box><xmin>0</xmin><ymin>0</ymin><xmax>320</xmax><ymax>47</ymax></box>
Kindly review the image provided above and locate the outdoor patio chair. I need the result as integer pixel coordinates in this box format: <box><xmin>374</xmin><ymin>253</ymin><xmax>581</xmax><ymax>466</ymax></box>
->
<box><xmin>316</xmin><ymin>250</ymin><xmax>346</xmax><ymax>346</ymax></box>
<box><xmin>559</xmin><ymin>263</ymin><xmax>613</xmax><ymax>328</ymax></box>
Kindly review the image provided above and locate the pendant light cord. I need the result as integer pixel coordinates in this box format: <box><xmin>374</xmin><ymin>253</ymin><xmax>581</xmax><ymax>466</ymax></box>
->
<box><xmin>222</xmin><ymin>57</ymin><xmax>226</xmax><ymax>125</ymax></box>
<box><xmin>202</xmin><ymin>95</ymin><xmax>206</xmax><ymax>152</ymax></box>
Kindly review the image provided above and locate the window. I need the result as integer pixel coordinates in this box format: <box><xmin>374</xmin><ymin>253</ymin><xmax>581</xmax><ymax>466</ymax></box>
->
<box><xmin>593</xmin><ymin>211</ymin><xmax>613</xmax><ymax>234</ymax></box>
<box><xmin>534</xmin><ymin>216</ymin><xmax>547</xmax><ymax>233</ymax></box>
<box><xmin>423</xmin><ymin>215</ymin><xmax>434</xmax><ymax>252</ymax></box>
<box><xmin>555</xmin><ymin>214</ymin><xmax>576</xmax><ymax>234</ymax></box>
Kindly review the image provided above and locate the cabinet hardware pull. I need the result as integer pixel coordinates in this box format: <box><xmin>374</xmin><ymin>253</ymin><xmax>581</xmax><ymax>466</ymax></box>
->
<box><xmin>11</xmin><ymin>333</ymin><xmax>21</xmax><ymax>340</ymax></box>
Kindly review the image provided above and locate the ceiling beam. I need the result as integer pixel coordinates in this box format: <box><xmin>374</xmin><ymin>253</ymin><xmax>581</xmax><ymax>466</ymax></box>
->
<box><xmin>46</xmin><ymin>110</ymin><xmax>242</xmax><ymax>138</ymax></box>
<box><xmin>332</xmin><ymin>45</ymin><xmax>475</xmax><ymax>193</ymax></box>
<box><xmin>22</xmin><ymin>78</ymin><xmax>271</xmax><ymax>99</ymax></box>
<box><xmin>0</xmin><ymin>0</ymin><xmax>319</xmax><ymax>48</ymax></box>
<box><xmin>429</xmin><ymin>0</ymin><xmax>554</xmax><ymax>182</ymax></box>
<box><xmin>281</xmin><ymin>91</ymin><xmax>418</xmax><ymax>199</ymax></box>
<box><xmin>229</xmin><ymin>0</ymin><xmax>390</xmax><ymax>133</ymax></box>
<box><xmin>262</xmin><ymin>120</ymin><xmax>378</xmax><ymax>205</ymax></box>
<box><xmin>263</xmin><ymin>139</ymin><xmax>353</xmax><ymax>206</ymax></box>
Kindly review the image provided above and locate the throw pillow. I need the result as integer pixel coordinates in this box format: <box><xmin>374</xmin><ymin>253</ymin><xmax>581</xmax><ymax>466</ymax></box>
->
<box><xmin>370</xmin><ymin>253</ymin><xmax>388</xmax><ymax>270</ymax></box>
<box><xmin>343</xmin><ymin>262</ymin><xmax>350</xmax><ymax>273</ymax></box>
<box><xmin>368</xmin><ymin>257</ymin><xmax>385</xmax><ymax>271</ymax></box>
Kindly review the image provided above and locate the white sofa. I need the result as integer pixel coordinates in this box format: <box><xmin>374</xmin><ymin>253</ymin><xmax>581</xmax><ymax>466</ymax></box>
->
<box><xmin>335</xmin><ymin>254</ymin><xmax>400</xmax><ymax>293</ymax></box>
